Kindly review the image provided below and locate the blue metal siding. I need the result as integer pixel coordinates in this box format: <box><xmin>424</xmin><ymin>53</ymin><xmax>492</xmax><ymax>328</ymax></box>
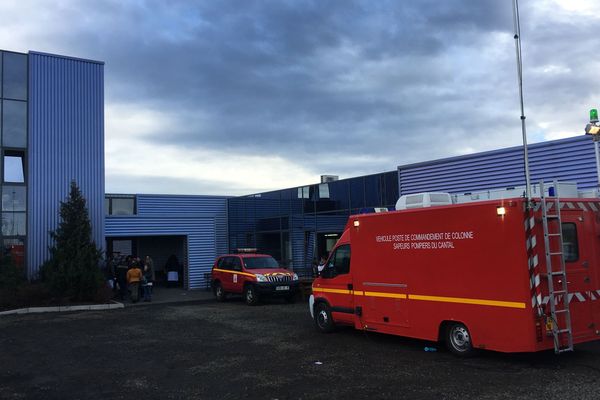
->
<box><xmin>399</xmin><ymin>136</ymin><xmax>598</xmax><ymax>195</ymax></box>
<box><xmin>105</xmin><ymin>195</ymin><xmax>228</xmax><ymax>289</ymax></box>
<box><xmin>27</xmin><ymin>52</ymin><xmax>105</xmax><ymax>277</ymax></box>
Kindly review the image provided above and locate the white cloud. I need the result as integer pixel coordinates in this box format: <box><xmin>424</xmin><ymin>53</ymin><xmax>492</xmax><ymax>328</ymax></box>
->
<box><xmin>105</xmin><ymin>103</ymin><xmax>316</xmax><ymax>194</ymax></box>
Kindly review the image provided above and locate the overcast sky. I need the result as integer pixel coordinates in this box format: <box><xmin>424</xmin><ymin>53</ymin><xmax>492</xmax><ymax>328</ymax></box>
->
<box><xmin>1</xmin><ymin>0</ymin><xmax>599</xmax><ymax>195</ymax></box>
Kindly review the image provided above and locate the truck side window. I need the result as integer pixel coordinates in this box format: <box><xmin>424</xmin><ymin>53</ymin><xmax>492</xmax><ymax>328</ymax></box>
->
<box><xmin>561</xmin><ymin>223</ymin><xmax>579</xmax><ymax>262</ymax></box>
<box><xmin>326</xmin><ymin>245</ymin><xmax>351</xmax><ymax>277</ymax></box>
<box><xmin>232</xmin><ymin>257</ymin><xmax>242</xmax><ymax>271</ymax></box>
<box><xmin>222</xmin><ymin>257</ymin><xmax>233</xmax><ymax>270</ymax></box>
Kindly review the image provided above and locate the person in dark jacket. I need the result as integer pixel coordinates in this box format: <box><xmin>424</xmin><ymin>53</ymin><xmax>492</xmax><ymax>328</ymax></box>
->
<box><xmin>142</xmin><ymin>258</ymin><xmax>155</xmax><ymax>302</ymax></box>
<box><xmin>115</xmin><ymin>257</ymin><xmax>129</xmax><ymax>301</ymax></box>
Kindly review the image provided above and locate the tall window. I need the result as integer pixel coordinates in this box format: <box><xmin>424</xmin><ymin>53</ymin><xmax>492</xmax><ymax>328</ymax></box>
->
<box><xmin>0</xmin><ymin>50</ymin><xmax>28</xmax><ymax>269</ymax></box>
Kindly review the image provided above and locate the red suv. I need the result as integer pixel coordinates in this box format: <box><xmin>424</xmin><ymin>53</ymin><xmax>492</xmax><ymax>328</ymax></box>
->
<box><xmin>211</xmin><ymin>252</ymin><xmax>300</xmax><ymax>305</ymax></box>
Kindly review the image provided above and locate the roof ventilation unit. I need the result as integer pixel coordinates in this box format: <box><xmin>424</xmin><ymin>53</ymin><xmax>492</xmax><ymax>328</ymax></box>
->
<box><xmin>395</xmin><ymin>192</ymin><xmax>453</xmax><ymax>210</ymax></box>
<box><xmin>321</xmin><ymin>175</ymin><xmax>339</xmax><ymax>183</ymax></box>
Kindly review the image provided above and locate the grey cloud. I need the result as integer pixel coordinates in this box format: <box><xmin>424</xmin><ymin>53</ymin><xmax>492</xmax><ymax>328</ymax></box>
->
<box><xmin>5</xmin><ymin>0</ymin><xmax>597</xmax><ymax>194</ymax></box>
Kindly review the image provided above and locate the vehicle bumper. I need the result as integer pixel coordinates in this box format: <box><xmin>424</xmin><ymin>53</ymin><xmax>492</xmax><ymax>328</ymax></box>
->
<box><xmin>255</xmin><ymin>282</ymin><xmax>300</xmax><ymax>296</ymax></box>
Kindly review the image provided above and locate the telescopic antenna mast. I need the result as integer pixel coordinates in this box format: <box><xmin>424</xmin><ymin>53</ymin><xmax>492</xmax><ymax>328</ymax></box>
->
<box><xmin>512</xmin><ymin>0</ymin><xmax>532</xmax><ymax>204</ymax></box>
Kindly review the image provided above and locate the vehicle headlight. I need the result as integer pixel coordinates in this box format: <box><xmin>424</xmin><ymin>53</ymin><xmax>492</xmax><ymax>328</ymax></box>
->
<box><xmin>292</xmin><ymin>273</ymin><xmax>299</xmax><ymax>281</ymax></box>
<box><xmin>255</xmin><ymin>274</ymin><xmax>267</xmax><ymax>282</ymax></box>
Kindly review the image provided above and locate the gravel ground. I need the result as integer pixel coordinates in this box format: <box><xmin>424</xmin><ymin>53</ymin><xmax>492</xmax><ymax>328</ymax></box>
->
<box><xmin>1</xmin><ymin>297</ymin><xmax>600</xmax><ymax>400</ymax></box>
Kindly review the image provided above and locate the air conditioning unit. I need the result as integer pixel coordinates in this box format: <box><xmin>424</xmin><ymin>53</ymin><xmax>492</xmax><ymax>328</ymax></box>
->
<box><xmin>395</xmin><ymin>192</ymin><xmax>453</xmax><ymax>210</ymax></box>
<box><xmin>321</xmin><ymin>175</ymin><xmax>339</xmax><ymax>183</ymax></box>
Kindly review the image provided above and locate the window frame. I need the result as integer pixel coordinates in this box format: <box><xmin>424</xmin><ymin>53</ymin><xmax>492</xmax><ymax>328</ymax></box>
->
<box><xmin>2</xmin><ymin>149</ymin><xmax>26</xmax><ymax>184</ymax></box>
<box><xmin>323</xmin><ymin>244</ymin><xmax>351</xmax><ymax>278</ymax></box>
<box><xmin>561</xmin><ymin>222</ymin><xmax>579</xmax><ymax>263</ymax></box>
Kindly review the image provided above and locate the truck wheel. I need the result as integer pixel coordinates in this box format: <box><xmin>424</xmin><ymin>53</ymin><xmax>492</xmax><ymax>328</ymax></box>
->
<box><xmin>446</xmin><ymin>322</ymin><xmax>474</xmax><ymax>356</ymax></box>
<box><xmin>314</xmin><ymin>302</ymin><xmax>335</xmax><ymax>333</ymax></box>
<box><xmin>213</xmin><ymin>282</ymin><xmax>226</xmax><ymax>302</ymax></box>
<box><xmin>244</xmin><ymin>285</ymin><xmax>259</xmax><ymax>306</ymax></box>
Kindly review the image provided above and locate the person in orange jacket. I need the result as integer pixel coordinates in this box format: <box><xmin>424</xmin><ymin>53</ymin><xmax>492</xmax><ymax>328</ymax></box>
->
<box><xmin>126</xmin><ymin>262</ymin><xmax>143</xmax><ymax>303</ymax></box>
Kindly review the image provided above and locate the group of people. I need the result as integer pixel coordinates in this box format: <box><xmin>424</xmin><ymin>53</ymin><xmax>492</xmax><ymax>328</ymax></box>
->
<box><xmin>108</xmin><ymin>255</ymin><xmax>155</xmax><ymax>303</ymax></box>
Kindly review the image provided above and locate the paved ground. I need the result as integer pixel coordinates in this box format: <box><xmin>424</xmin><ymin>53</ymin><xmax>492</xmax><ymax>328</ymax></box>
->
<box><xmin>1</xmin><ymin>294</ymin><xmax>600</xmax><ymax>400</ymax></box>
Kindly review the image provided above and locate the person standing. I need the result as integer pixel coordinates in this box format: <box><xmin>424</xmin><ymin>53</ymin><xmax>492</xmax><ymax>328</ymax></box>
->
<box><xmin>145</xmin><ymin>256</ymin><xmax>155</xmax><ymax>281</ymax></box>
<box><xmin>317</xmin><ymin>256</ymin><xmax>327</xmax><ymax>275</ymax></box>
<box><xmin>142</xmin><ymin>257</ymin><xmax>155</xmax><ymax>302</ymax></box>
<box><xmin>116</xmin><ymin>257</ymin><xmax>129</xmax><ymax>301</ymax></box>
<box><xmin>127</xmin><ymin>262</ymin><xmax>143</xmax><ymax>303</ymax></box>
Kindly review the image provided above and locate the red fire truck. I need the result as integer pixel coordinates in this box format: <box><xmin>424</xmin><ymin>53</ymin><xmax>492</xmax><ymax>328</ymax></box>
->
<box><xmin>309</xmin><ymin>193</ymin><xmax>600</xmax><ymax>355</ymax></box>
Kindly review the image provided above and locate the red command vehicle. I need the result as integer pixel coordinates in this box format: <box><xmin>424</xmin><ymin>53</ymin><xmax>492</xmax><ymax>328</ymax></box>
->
<box><xmin>309</xmin><ymin>196</ymin><xmax>600</xmax><ymax>355</ymax></box>
<box><xmin>212</xmin><ymin>252</ymin><xmax>300</xmax><ymax>305</ymax></box>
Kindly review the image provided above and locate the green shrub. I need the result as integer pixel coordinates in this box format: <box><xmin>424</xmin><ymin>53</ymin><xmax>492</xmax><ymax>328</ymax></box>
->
<box><xmin>41</xmin><ymin>181</ymin><xmax>103</xmax><ymax>302</ymax></box>
<box><xmin>0</xmin><ymin>255</ymin><xmax>25</xmax><ymax>291</ymax></box>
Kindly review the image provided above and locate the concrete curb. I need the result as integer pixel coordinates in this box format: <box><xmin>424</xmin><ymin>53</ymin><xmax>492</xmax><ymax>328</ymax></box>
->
<box><xmin>0</xmin><ymin>301</ymin><xmax>124</xmax><ymax>316</ymax></box>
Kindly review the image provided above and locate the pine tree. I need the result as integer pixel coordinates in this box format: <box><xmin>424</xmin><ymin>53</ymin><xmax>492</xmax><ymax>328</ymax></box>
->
<box><xmin>42</xmin><ymin>181</ymin><xmax>103</xmax><ymax>301</ymax></box>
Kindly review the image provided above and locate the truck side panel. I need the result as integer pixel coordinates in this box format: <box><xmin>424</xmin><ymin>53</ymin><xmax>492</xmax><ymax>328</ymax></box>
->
<box><xmin>350</xmin><ymin>200</ymin><xmax>537</xmax><ymax>353</ymax></box>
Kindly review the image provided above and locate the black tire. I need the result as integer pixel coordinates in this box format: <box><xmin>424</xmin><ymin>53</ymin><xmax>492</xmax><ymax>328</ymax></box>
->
<box><xmin>213</xmin><ymin>282</ymin><xmax>226</xmax><ymax>302</ymax></box>
<box><xmin>445</xmin><ymin>322</ymin><xmax>474</xmax><ymax>356</ymax></box>
<box><xmin>244</xmin><ymin>284</ymin><xmax>260</xmax><ymax>306</ymax></box>
<box><xmin>314</xmin><ymin>302</ymin><xmax>335</xmax><ymax>333</ymax></box>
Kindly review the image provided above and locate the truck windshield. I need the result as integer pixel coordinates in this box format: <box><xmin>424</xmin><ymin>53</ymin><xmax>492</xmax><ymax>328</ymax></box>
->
<box><xmin>244</xmin><ymin>257</ymin><xmax>280</xmax><ymax>269</ymax></box>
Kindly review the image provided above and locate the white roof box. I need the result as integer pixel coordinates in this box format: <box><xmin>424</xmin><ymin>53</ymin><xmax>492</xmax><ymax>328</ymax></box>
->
<box><xmin>395</xmin><ymin>192</ymin><xmax>453</xmax><ymax>210</ymax></box>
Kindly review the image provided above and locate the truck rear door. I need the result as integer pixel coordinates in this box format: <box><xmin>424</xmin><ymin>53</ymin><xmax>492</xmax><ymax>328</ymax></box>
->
<box><xmin>561</xmin><ymin>211</ymin><xmax>596</xmax><ymax>339</ymax></box>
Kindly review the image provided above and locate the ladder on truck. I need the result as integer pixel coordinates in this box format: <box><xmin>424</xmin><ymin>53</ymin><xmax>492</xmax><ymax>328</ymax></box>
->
<box><xmin>540</xmin><ymin>181</ymin><xmax>573</xmax><ymax>353</ymax></box>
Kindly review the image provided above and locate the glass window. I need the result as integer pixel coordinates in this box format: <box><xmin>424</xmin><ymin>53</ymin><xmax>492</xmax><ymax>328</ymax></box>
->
<box><xmin>3</xmin><ymin>52</ymin><xmax>27</xmax><ymax>101</ymax></box>
<box><xmin>364</xmin><ymin>175</ymin><xmax>384</xmax><ymax>207</ymax></box>
<box><xmin>2</xmin><ymin>100</ymin><xmax>27</xmax><ymax>147</ymax></box>
<box><xmin>318</xmin><ymin>183</ymin><xmax>330</xmax><ymax>199</ymax></box>
<box><xmin>2</xmin><ymin>186</ymin><xmax>26</xmax><ymax>211</ymax></box>
<box><xmin>327</xmin><ymin>180</ymin><xmax>350</xmax><ymax>211</ymax></box>
<box><xmin>111</xmin><ymin>197</ymin><xmax>135</xmax><ymax>215</ymax></box>
<box><xmin>104</xmin><ymin>198</ymin><xmax>110</xmax><ymax>215</ymax></box>
<box><xmin>3</xmin><ymin>238</ymin><xmax>25</xmax><ymax>269</ymax></box>
<box><xmin>243</xmin><ymin>256</ymin><xmax>279</xmax><ymax>269</ymax></box>
<box><xmin>349</xmin><ymin>178</ymin><xmax>365</xmax><ymax>210</ymax></box>
<box><xmin>231</xmin><ymin>257</ymin><xmax>242</xmax><ymax>271</ymax></box>
<box><xmin>298</xmin><ymin>186</ymin><xmax>310</xmax><ymax>199</ymax></box>
<box><xmin>324</xmin><ymin>244</ymin><xmax>351</xmax><ymax>277</ymax></box>
<box><xmin>2</xmin><ymin>211</ymin><xmax>26</xmax><ymax>236</ymax></box>
<box><xmin>562</xmin><ymin>223</ymin><xmax>579</xmax><ymax>262</ymax></box>
<box><xmin>385</xmin><ymin>171</ymin><xmax>399</xmax><ymax>207</ymax></box>
<box><xmin>4</xmin><ymin>152</ymin><xmax>25</xmax><ymax>183</ymax></box>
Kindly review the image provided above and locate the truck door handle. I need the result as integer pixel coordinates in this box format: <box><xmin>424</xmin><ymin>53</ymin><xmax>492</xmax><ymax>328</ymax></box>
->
<box><xmin>347</xmin><ymin>284</ymin><xmax>353</xmax><ymax>291</ymax></box>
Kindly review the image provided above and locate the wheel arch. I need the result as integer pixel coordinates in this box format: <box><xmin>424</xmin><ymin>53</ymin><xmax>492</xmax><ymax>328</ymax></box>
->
<box><xmin>312</xmin><ymin>296</ymin><xmax>331</xmax><ymax>312</ymax></box>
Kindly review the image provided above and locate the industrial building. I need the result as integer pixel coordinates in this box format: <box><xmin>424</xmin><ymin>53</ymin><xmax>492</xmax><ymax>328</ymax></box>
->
<box><xmin>5</xmin><ymin>48</ymin><xmax>599</xmax><ymax>288</ymax></box>
<box><xmin>1</xmin><ymin>49</ymin><xmax>104</xmax><ymax>279</ymax></box>
<box><xmin>104</xmin><ymin>194</ymin><xmax>228</xmax><ymax>290</ymax></box>
<box><xmin>226</xmin><ymin>135</ymin><xmax>599</xmax><ymax>278</ymax></box>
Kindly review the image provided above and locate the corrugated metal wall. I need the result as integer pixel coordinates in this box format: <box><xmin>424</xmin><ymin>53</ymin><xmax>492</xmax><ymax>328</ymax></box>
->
<box><xmin>27</xmin><ymin>52</ymin><xmax>105</xmax><ymax>277</ymax></box>
<box><xmin>398</xmin><ymin>136</ymin><xmax>598</xmax><ymax>195</ymax></box>
<box><xmin>105</xmin><ymin>195</ymin><xmax>229</xmax><ymax>289</ymax></box>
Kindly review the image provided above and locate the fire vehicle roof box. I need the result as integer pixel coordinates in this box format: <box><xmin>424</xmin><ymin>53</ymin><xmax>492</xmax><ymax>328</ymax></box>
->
<box><xmin>395</xmin><ymin>192</ymin><xmax>453</xmax><ymax>210</ymax></box>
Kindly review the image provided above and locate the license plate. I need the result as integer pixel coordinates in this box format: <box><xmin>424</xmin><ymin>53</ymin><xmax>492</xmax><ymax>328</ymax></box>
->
<box><xmin>276</xmin><ymin>286</ymin><xmax>290</xmax><ymax>291</ymax></box>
